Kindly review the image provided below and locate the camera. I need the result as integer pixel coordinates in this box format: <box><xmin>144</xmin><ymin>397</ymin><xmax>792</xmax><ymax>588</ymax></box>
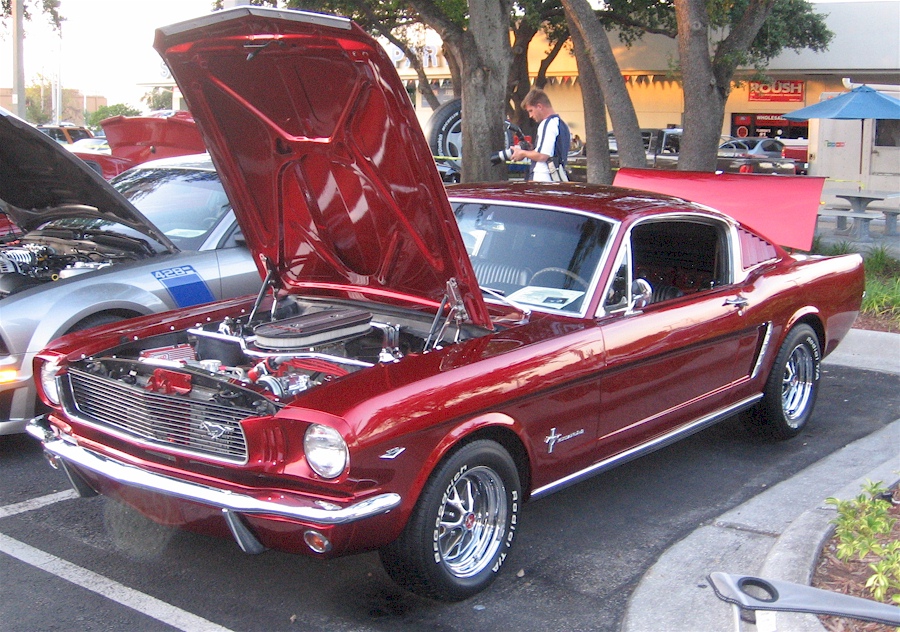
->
<box><xmin>490</xmin><ymin>139</ymin><xmax>532</xmax><ymax>165</ymax></box>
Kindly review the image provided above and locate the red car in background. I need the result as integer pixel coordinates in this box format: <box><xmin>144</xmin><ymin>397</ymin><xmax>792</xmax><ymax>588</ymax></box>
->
<box><xmin>29</xmin><ymin>7</ymin><xmax>863</xmax><ymax>602</ymax></box>
<box><xmin>72</xmin><ymin>110</ymin><xmax>206</xmax><ymax>179</ymax></box>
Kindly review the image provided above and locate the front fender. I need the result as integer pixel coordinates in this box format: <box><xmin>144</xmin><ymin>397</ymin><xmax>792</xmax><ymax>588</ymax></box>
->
<box><xmin>352</xmin><ymin>411</ymin><xmax>531</xmax><ymax>544</ymax></box>
<box><xmin>1</xmin><ymin>281</ymin><xmax>168</xmax><ymax>375</ymax></box>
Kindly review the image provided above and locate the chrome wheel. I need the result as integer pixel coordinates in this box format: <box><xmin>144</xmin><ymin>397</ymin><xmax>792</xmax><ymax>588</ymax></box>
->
<box><xmin>437</xmin><ymin>466</ymin><xmax>508</xmax><ymax>578</ymax></box>
<box><xmin>781</xmin><ymin>343</ymin><xmax>815</xmax><ymax>426</ymax></box>
<box><xmin>746</xmin><ymin>324</ymin><xmax>821</xmax><ymax>440</ymax></box>
<box><xmin>380</xmin><ymin>440</ymin><xmax>519</xmax><ymax>600</ymax></box>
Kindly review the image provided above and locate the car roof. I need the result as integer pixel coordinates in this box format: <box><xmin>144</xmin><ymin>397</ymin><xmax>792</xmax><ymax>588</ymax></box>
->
<box><xmin>125</xmin><ymin>152</ymin><xmax>215</xmax><ymax>172</ymax></box>
<box><xmin>447</xmin><ymin>181</ymin><xmax>719</xmax><ymax>225</ymax></box>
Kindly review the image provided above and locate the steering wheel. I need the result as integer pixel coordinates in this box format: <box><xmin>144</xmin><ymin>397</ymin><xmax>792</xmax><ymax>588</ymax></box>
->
<box><xmin>529</xmin><ymin>267</ymin><xmax>589</xmax><ymax>290</ymax></box>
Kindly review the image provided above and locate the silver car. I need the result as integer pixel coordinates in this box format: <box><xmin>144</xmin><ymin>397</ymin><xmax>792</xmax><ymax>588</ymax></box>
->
<box><xmin>0</xmin><ymin>109</ymin><xmax>260</xmax><ymax>435</ymax></box>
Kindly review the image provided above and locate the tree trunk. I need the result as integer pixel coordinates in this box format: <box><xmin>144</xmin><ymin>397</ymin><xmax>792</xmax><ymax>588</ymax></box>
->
<box><xmin>412</xmin><ymin>0</ymin><xmax>512</xmax><ymax>182</ymax></box>
<box><xmin>674</xmin><ymin>0</ymin><xmax>722</xmax><ymax>171</ymax></box>
<box><xmin>568</xmin><ymin>18</ymin><xmax>612</xmax><ymax>184</ymax></box>
<box><xmin>510</xmin><ymin>20</ymin><xmax>538</xmax><ymax>135</ymax></box>
<box><xmin>458</xmin><ymin>0</ymin><xmax>514</xmax><ymax>182</ymax></box>
<box><xmin>560</xmin><ymin>0</ymin><xmax>645</xmax><ymax>169</ymax></box>
<box><xmin>675</xmin><ymin>0</ymin><xmax>776</xmax><ymax>171</ymax></box>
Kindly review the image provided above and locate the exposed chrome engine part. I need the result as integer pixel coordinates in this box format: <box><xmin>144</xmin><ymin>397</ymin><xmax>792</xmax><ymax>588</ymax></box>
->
<box><xmin>0</xmin><ymin>241</ymin><xmax>115</xmax><ymax>296</ymax></box>
<box><xmin>0</xmin><ymin>244</ymin><xmax>49</xmax><ymax>273</ymax></box>
<box><xmin>95</xmin><ymin>306</ymin><xmax>413</xmax><ymax>402</ymax></box>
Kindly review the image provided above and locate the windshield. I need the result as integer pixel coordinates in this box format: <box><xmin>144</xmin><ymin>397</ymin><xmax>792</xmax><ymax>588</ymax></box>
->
<box><xmin>453</xmin><ymin>201</ymin><xmax>612</xmax><ymax>315</ymax></box>
<box><xmin>110</xmin><ymin>168</ymin><xmax>230</xmax><ymax>250</ymax></box>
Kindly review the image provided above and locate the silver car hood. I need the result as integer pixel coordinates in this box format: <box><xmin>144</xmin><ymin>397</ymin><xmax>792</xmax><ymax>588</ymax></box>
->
<box><xmin>0</xmin><ymin>108</ymin><xmax>178</xmax><ymax>252</ymax></box>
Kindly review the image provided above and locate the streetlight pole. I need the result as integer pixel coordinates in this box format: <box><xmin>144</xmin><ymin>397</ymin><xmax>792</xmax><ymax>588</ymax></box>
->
<box><xmin>11</xmin><ymin>0</ymin><xmax>26</xmax><ymax>118</ymax></box>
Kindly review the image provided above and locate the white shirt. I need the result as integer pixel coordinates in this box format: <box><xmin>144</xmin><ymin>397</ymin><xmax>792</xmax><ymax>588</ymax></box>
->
<box><xmin>531</xmin><ymin>115</ymin><xmax>562</xmax><ymax>182</ymax></box>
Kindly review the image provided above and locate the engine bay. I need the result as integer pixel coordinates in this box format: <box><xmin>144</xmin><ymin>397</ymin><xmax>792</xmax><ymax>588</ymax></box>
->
<box><xmin>0</xmin><ymin>231</ymin><xmax>151</xmax><ymax>297</ymax></box>
<box><xmin>66</xmin><ymin>295</ymin><xmax>480</xmax><ymax>417</ymax></box>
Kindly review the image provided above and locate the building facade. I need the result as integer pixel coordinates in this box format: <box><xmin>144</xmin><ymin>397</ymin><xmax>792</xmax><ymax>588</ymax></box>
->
<box><xmin>390</xmin><ymin>1</ymin><xmax>899</xmax><ymax>190</ymax></box>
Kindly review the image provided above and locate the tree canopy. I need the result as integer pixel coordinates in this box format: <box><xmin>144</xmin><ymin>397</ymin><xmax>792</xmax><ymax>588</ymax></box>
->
<box><xmin>86</xmin><ymin>104</ymin><xmax>141</xmax><ymax>129</ymax></box>
<box><xmin>1</xmin><ymin>0</ymin><xmax>61</xmax><ymax>26</ymax></box>
<box><xmin>206</xmin><ymin>0</ymin><xmax>832</xmax><ymax>179</ymax></box>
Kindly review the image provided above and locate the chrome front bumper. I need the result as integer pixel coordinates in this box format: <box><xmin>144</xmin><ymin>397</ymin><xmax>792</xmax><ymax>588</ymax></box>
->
<box><xmin>27</xmin><ymin>419</ymin><xmax>401</xmax><ymax>527</ymax></box>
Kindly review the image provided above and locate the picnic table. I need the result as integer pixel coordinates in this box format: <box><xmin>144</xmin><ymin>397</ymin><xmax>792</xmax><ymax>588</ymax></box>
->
<box><xmin>828</xmin><ymin>190</ymin><xmax>900</xmax><ymax>240</ymax></box>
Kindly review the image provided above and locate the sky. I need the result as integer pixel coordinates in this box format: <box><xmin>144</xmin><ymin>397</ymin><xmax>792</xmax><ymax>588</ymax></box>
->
<box><xmin>0</xmin><ymin>0</ymin><xmax>882</xmax><ymax>112</ymax></box>
<box><xmin>1</xmin><ymin>0</ymin><xmax>217</xmax><ymax>109</ymax></box>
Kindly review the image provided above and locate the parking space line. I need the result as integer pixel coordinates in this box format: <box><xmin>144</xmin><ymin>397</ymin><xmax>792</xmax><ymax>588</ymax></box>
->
<box><xmin>0</xmin><ymin>490</ymin><xmax>78</xmax><ymax>519</ymax></box>
<box><xmin>0</xmin><ymin>533</ymin><xmax>235</xmax><ymax>632</ymax></box>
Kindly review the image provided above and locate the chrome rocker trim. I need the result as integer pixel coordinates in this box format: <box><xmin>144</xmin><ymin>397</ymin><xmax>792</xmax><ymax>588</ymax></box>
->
<box><xmin>531</xmin><ymin>394</ymin><xmax>763</xmax><ymax>499</ymax></box>
<box><xmin>33</xmin><ymin>432</ymin><xmax>401</xmax><ymax>527</ymax></box>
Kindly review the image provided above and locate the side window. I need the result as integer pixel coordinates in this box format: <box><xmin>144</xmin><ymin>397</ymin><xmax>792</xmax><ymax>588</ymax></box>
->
<box><xmin>69</xmin><ymin>128</ymin><xmax>92</xmax><ymax>142</ymax></box>
<box><xmin>661</xmin><ymin>134</ymin><xmax>680</xmax><ymax>154</ymax></box>
<box><xmin>219</xmin><ymin>224</ymin><xmax>245</xmax><ymax>250</ymax></box>
<box><xmin>603</xmin><ymin>246</ymin><xmax>631</xmax><ymax>313</ymax></box>
<box><xmin>600</xmin><ymin>219</ymin><xmax>731</xmax><ymax>316</ymax></box>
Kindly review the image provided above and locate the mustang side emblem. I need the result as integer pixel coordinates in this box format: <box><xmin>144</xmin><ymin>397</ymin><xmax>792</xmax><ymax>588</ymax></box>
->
<box><xmin>380</xmin><ymin>447</ymin><xmax>406</xmax><ymax>460</ymax></box>
<box><xmin>545</xmin><ymin>427</ymin><xmax>585</xmax><ymax>454</ymax></box>
<box><xmin>200</xmin><ymin>420</ymin><xmax>231</xmax><ymax>440</ymax></box>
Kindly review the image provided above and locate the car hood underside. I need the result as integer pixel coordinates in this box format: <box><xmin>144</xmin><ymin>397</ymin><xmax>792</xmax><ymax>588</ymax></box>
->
<box><xmin>154</xmin><ymin>7</ymin><xmax>489</xmax><ymax>327</ymax></box>
<box><xmin>0</xmin><ymin>108</ymin><xmax>177</xmax><ymax>252</ymax></box>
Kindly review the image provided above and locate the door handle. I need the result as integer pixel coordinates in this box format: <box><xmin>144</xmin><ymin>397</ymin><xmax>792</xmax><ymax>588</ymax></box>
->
<box><xmin>724</xmin><ymin>296</ymin><xmax>749</xmax><ymax>309</ymax></box>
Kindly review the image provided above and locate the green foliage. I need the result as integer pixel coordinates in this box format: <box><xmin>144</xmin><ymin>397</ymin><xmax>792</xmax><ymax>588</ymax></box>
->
<box><xmin>806</xmin><ymin>241</ymin><xmax>900</xmax><ymax>325</ymax></box>
<box><xmin>598</xmin><ymin>0</ymin><xmax>831</xmax><ymax>68</ymax></box>
<box><xmin>862</xmin><ymin>275</ymin><xmax>900</xmax><ymax>322</ymax></box>
<box><xmin>1</xmin><ymin>0</ymin><xmax>61</xmax><ymax>26</ymax></box>
<box><xmin>141</xmin><ymin>88</ymin><xmax>173</xmax><ymax>112</ymax></box>
<box><xmin>740</xmin><ymin>0</ymin><xmax>833</xmax><ymax>64</ymax></box>
<box><xmin>826</xmin><ymin>481</ymin><xmax>900</xmax><ymax>604</ymax></box>
<box><xmin>861</xmin><ymin>247</ymin><xmax>900</xmax><ymax>324</ymax></box>
<box><xmin>824</xmin><ymin>241</ymin><xmax>856</xmax><ymax>256</ymax></box>
<box><xmin>864</xmin><ymin>245</ymin><xmax>900</xmax><ymax>277</ymax></box>
<box><xmin>86</xmin><ymin>104</ymin><xmax>142</xmax><ymax>129</ymax></box>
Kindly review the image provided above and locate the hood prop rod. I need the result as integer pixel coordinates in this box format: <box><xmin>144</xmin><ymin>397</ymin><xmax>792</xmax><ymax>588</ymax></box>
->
<box><xmin>424</xmin><ymin>279</ymin><xmax>468</xmax><ymax>352</ymax></box>
<box><xmin>248</xmin><ymin>258</ymin><xmax>277</xmax><ymax>325</ymax></box>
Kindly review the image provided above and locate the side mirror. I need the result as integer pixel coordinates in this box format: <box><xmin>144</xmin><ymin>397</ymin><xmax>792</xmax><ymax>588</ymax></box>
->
<box><xmin>630</xmin><ymin>278</ymin><xmax>652</xmax><ymax>310</ymax></box>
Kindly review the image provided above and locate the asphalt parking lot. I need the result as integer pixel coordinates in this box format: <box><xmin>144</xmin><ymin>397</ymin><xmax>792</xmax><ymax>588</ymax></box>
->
<box><xmin>2</xmin><ymin>361</ymin><xmax>899</xmax><ymax>632</ymax></box>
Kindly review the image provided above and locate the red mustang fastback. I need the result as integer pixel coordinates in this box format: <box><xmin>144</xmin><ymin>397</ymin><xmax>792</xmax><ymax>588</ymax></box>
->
<box><xmin>29</xmin><ymin>7</ymin><xmax>864</xmax><ymax>601</ymax></box>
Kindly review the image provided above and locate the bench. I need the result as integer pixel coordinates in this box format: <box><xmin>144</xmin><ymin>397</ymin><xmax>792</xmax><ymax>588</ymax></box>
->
<box><xmin>817</xmin><ymin>209</ymin><xmax>877</xmax><ymax>241</ymax></box>
<box><xmin>881</xmin><ymin>209</ymin><xmax>900</xmax><ymax>237</ymax></box>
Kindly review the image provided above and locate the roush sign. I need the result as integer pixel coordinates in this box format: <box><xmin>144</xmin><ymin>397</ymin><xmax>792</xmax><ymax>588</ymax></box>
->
<box><xmin>749</xmin><ymin>80</ymin><xmax>805</xmax><ymax>103</ymax></box>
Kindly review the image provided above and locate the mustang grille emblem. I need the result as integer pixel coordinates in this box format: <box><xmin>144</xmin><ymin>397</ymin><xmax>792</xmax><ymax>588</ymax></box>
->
<box><xmin>200</xmin><ymin>420</ymin><xmax>232</xmax><ymax>441</ymax></box>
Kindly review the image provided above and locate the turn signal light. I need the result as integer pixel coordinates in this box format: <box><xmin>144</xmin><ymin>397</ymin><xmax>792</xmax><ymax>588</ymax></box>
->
<box><xmin>304</xmin><ymin>530</ymin><xmax>332</xmax><ymax>554</ymax></box>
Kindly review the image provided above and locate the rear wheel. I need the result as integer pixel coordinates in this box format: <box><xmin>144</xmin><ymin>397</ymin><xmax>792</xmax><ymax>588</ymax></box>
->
<box><xmin>750</xmin><ymin>324</ymin><xmax>821</xmax><ymax>440</ymax></box>
<box><xmin>380</xmin><ymin>440</ymin><xmax>520</xmax><ymax>601</ymax></box>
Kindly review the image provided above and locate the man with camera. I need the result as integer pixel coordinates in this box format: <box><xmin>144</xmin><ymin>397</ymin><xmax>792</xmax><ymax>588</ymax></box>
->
<box><xmin>507</xmin><ymin>88</ymin><xmax>571</xmax><ymax>182</ymax></box>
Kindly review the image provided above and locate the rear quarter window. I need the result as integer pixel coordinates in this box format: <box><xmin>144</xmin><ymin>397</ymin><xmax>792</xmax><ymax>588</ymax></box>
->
<box><xmin>739</xmin><ymin>227</ymin><xmax>778</xmax><ymax>269</ymax></box>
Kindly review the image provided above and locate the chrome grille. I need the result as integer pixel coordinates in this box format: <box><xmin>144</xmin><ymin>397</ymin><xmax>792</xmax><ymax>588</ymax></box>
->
<box><xmin>65</xmin><ymin>367</ymin><xmax>250</xmax><ymax>463</ymax></box>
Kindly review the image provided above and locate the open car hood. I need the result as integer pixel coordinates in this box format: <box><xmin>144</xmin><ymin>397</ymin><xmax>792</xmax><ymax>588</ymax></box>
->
<box><xmin>0</xmin><ymin>108</ymin><xmax>178</xmax><ymax>252</ymax></box>
<box><xmin>154</xmin><ymin>7</ymin><xmax>489</xmax><ymax>327</ymax></box>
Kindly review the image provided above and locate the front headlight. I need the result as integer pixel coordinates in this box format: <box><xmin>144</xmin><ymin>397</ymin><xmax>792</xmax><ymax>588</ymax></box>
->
<box><xmin>304</xmin><ymin>424</ymin><xmax>348</xmax><ymax>479</ymax></box>
<box><xmin>39</xmin><ymin>358</ymin><xmax>61</xmax><ymax>405</ymax></box>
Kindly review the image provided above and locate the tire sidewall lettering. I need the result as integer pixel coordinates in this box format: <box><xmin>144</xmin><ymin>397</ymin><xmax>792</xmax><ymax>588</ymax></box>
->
<box><xmin>429</xmin><ymin>458</ymin><xmax>519</xmax><ymax>576</ymax></box>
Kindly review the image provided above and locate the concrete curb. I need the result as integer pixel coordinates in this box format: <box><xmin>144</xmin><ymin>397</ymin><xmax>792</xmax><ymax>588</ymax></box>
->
<box><xmin>759</xmin><ymin>457</ymin><xmax>900</xmax><ymax>631</ymax></box>
<box><xmin>621</xmin><ymin>418</ymin><xmax>900</xmax><ymax>632</ymax></box>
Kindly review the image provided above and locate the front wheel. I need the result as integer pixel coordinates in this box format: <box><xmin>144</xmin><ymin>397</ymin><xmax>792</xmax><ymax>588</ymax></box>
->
<box><xmin>380</xmin><ymin>440</ymin><xmax>521</xmax><ymax>601</ymax></box>
<box><xmin>750</xmin><ymin>324</ymin><xmax>821</xmax><ymax>440</ymax></box>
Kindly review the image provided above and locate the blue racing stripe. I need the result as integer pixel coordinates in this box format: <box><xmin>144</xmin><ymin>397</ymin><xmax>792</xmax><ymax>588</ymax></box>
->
<box><xmin>152</xmin><ymin>265</ymin><xmax>215</xmax><ymax>307</ymax></box>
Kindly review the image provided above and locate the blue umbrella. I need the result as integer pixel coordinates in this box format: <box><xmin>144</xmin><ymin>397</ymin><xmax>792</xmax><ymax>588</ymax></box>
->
<box><xmin>784</xmin><ymin>86</ymin><xmax>900</xmax><ymax>189</ymax></box>
<box><xmin>783</xmin><ymin>85</ymin><xmax>900</xmax><ymax>120</ymax></box>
